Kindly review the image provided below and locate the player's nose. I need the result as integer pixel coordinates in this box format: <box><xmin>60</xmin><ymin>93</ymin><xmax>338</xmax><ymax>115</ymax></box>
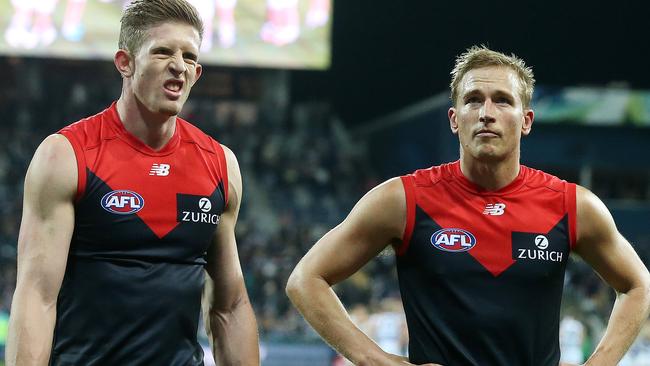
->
<box><xmin>168</xmin><ymin>52</ymin><xmax>187</xmax><ymax>75</ymax></box>
<box><xmin>479</xmin><ymin>99</ymin><xmax>496</xmax><ymax>124</ymax></box>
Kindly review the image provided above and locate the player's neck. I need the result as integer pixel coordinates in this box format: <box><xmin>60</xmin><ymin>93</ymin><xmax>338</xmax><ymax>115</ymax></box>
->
<box><xmin>459</xmin><ymin>154</ymin><xmax>520</xmax><ymax>191</ymax></box>
<box><xmin>116</xmin><ymin>96</ymin><xmax>176</xmax><ymax>151</ymax></box>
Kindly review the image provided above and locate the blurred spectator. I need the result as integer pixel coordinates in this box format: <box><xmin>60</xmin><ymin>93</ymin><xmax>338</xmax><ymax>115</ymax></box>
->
<box><xmin>559</xmin><ymin>313</ymin><xmax>586</xmax><ymax>364</ymax></box>
<box><xmin>0</xmin><ymin>306</ymin><xmax>7</xmax><ymax>362</ymax></box>
<box><xmin>367</xmin><ymin>297</ymin><xmax>408</xmax><ymax>357</ymax></box>
<box><xmin>620</xmin><ymin>319</ymin><xmax>650</xmax><ymax>366</ymax></box>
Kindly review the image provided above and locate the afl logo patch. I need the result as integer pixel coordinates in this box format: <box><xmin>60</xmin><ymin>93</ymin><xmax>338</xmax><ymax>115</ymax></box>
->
<box><xmin>101</xmin><ymin>190</ymin><xmax>145</xmax><ymax>215</ymax></box>
<box><xmin>431</xmin><ymin>228</ymin><xmax>477</xmax><ymax>252</ymax></box>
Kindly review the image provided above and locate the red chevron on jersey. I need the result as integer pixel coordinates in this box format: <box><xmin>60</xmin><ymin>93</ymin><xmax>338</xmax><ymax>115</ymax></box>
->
<box><xmin>53</xmin><ymin>102</ymin><xmax>228</xmax><ymax>364</ymax></box>
<box><xmin>399</xmin><ymin>161</ymin><xmax>577</xmax><ymax>277</ymax></box>
<box><xmin>396</xmin><ymin>161</ymin><xmax>577</xmax><ymax>365</ymax></box>
<box><xmin>59</xmin><ymin>102</ymin><xmax>228</xmax><ymax>239</ymax></box>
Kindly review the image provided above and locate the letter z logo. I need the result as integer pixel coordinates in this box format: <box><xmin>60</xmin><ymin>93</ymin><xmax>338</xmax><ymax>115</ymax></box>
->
<box><xmin>149</xmin><ymin>163</ymin><xmax>170</xmax><ymax>176</ymax></box>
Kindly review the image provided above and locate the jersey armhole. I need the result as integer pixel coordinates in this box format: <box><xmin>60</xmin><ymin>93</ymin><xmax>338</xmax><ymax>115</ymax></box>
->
<box><xmin>58</xmin><ymin>131</ymin><xmax>87</xmax><ymax>202</ymax></box>
<box><xmin>566</xmin><ymin>183</ymin><xmax>577</xmax><ymax>250</ymax></box>
<box><xmin>215</xmin><ymin>143</ymin><xmax>229</xmax><ymax>205</ymax></box>
<box><xmin>396</xmin><ymin>175</ymin><xmax>416</xmax><ymax>256</ymax></box>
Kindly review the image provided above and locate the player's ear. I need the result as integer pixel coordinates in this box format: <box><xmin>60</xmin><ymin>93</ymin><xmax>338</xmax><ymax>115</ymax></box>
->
<box><xmin>449</xmin><ymin>107</ymin><xmax>459</xmax><ymax>134</ymax></box>
<box><xmin>114</xmin><ymin>49</ymin><xmax>134</xmax><ymax>78</ymax></box>
<box><xmin>191</xmin><ymin>63</ymin><xmax>203</xmax><ymax>85</ymax></box>
<box><xmin>521</xmin><ymin>108</ymin><xmax>534</xmax><ymax>136</ymax></box>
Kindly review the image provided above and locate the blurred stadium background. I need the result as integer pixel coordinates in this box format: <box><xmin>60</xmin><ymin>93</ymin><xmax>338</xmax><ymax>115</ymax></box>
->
<box><xmin>1</xmin><ymin>0</ymin><xmax>649</xmax><ymax>365</ymax></box>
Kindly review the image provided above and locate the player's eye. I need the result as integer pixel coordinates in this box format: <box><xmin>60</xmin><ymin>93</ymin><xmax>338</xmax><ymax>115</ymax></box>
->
<box><xmin>495</xmin><ymin>97</ymin><xmax>512</xmax><ymax>105</ymax></box>
<box><xmin>152</xmin><ymin>47</ymin><xmax>173</xmax><ymax>56</ymax></box>
<box><xmin>465</xmin><ymin>96</ymin><xmax>481</xmax><ymax>104</ymax></box>
<box><xmin>183</xmin><ymin>52</ymin><xmax>198</xmax><ymax>62</ymax></box>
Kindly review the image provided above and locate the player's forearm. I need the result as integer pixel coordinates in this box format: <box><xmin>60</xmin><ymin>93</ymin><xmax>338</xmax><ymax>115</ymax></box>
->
<box><xmin>6</xmin><ymin>287</ymin><xmax>57</xmax><ymax>366</ymax></box>
<box><xmin>585</xmin><ymin>285</ymin><xmax>650</xmax><ymax>366</ymax></box>
<box><xmin>286</xmin><ymin>274</ymin><xmax>387</xmax><ymax>365</ymax></box>
<box><xmin>207</xmin><ymin>294</ymin><xmax>260</xmax><ymax>365</ymax></box>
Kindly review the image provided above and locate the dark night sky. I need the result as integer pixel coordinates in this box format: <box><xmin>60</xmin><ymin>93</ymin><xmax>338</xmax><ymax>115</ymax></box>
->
<box><xmin>292</xmin><ymin>0</ymin><xmax>649</xmax><ymax>125</ymax></box>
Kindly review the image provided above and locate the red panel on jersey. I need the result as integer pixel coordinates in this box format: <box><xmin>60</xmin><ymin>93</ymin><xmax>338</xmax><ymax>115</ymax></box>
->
<box><xmin>400</xmin><ymin>161</ymin><xmax>575</xmax><ymax>277</ymax></box>
<box><xmin>60</xmin><ymin>102</ymin><xmax>228</xmax><ymax>239</ymax></box>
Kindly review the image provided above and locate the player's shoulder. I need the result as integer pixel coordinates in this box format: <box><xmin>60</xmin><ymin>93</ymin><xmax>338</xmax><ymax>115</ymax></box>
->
<box><xmin>219</xmin><ymin>143</ymin><xmax>239</xmax><ymax>168</ymax></box>
<box><xmin>403</xmin><ymin>161</ymin><xmax>456</xmax><ymax>187</ymax></box>
<box><xmin>28</xmin><ymin>134</ymin><xmax>78</xmax><ymax>199</ymax></box>
<box><xmin>350</xmin><ymin>178</ymin><xmax>407</xmax><ymax>232</ymax></box>
<box><xmin>58</xmin><ymin>105</ymin><xmax>115</xmax><ymax>147</ymax></box>
<box><xmin>176</xmin><ymin>117</ymin><xmax>221</xmax><ymax>154</ymax></box>
<box><xmin>521</xmin><ymin>165</ymin><xmax>574</xmax><ymax>193</ymax></box>
<box><xmin>358</xmin><ymin>177</ymin><xmax>407</xmax><ymax>215</ymax></box>
<box><xmin>347</xmin><ymin>177</ymin><xmax>404</xmax><ymax>207</ymax></box>
<box><xmin>378</xmin><ymin>176</ymin><xmax>407</xmax><ymax>194</ymax></box>
<box><xmin>37</xmin><ymin>134</ymin><xmax>76</xmax><ymax>159</ymax></box>
<box><xmin>575</xmin><ymin>184</ymin><xmax>607</xmax><ymax>217</ymax></box>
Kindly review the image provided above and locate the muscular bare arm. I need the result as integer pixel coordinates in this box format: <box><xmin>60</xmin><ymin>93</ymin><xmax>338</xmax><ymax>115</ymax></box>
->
<box><xmin>573</xmin><ymin>185</ymin><xmax>650</xmax><ymax>366</ymax></box>
<box><xmin>6</xmin><ymin>135</ymin><xmax>77</xmax><ymax>366</ymax></box>
<box><xmin>286</xmin><ymin>178</ymin><xmax>437</xmax><ymax>366</ymax></box>
<box><xmin>202</xmin><ymin>145</ymin><xmax>259</xmax><ymax>365</ymax></box>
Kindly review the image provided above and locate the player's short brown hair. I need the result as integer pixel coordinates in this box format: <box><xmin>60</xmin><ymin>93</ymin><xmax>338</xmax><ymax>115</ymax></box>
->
<box><xmin>450</xmin><ymin>45</ymin><xmax>535</xmax><ymax>108</ymax></box>
<box><xmin>119</xmin><ymin>0</ymin><xmax>204</xmax><ymax>55</ymax></box>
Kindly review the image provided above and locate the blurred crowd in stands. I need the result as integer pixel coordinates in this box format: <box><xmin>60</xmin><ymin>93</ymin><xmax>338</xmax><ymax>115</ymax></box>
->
<box><xmin>0</xmin><ymin>57</ymin><xmax>649</xmax><ymax>364</ymax></box>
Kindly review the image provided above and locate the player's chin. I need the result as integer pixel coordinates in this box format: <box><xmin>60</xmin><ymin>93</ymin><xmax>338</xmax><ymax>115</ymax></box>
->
<box><xmin>158</xmin><ymin>102</ymin><xmax>183</xmax><ymax>117</ymax></box>
<box><xmin>474</xmin><ymin>147</ymin><xmax>505</xmax><ymax>162</ymax></box>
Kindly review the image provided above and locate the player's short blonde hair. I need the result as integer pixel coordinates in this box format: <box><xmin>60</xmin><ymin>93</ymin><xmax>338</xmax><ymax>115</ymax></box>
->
<box><xmin>119</xmin><ymin>0</ymin><xmax>204</xmax><ymax>56</ymax></box>
<box><xmin>450</xmin><ymin>45</ymin><xmax>535</xmax><ymax>108</ymax></box>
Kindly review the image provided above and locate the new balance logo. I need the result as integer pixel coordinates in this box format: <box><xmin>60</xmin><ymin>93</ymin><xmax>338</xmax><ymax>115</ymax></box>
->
<box><xmin>483</xmin><ymin>203</ymin><xmax>506</xmax><ymax>216</ymax></box>
<box><xmin>149</xmin><ymin>163</ymin><xmax>170</xmax><ymax>176</ymax></box>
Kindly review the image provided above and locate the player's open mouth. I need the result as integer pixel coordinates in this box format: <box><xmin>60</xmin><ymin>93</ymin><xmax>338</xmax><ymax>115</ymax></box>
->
<box><xmin>163</xmin><ymin>80</ymin><xmax>184</xmax><ymax>99</ymax></box>
<box><xmin>164</xmin><ymin>80</ymin><xmax>183</xmax><ymax>92</ymax></box>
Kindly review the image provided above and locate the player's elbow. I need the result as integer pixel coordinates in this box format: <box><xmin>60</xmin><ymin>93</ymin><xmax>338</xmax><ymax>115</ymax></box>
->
<box><xmin>639</xmin><ymin>284</ymin><xmax>650</xmax><ymax>320</ymax></box>
<box><xmin>637</xmin><ymin>266</ymin><xmax>650</xmax><ymax>293</ymax></box>
<box><xmin>286</xmin><ymin>259</ymin><xmax>332</xmax><ymax>307</ymax></box>
<box><xmin>629</xmin><ymin>270</ymin><xmax>650</xmax><ymax>316</ymax></box>
<box><xmin>285</xmin><ymin>268</ymin><xmax>301</xmax><ymax>302</ymax></box>
<box><xmin>15</xmin><ymin>273</ymin><xmax>60</xmax><ymax>310</ymax></box>
<box><xmin>210</xmin><ymin>289</ymin><xmax>249</xmax><ymax>315</ymax></box>
<box><xmin>641</xmin><ymin>273</ymin><xmax>650</xmax><ymax>306</ymax></box>
<box><xmin>285</xmin><ymin>265</ymin><xmax>309</xmax><ymax>304</ymax></box>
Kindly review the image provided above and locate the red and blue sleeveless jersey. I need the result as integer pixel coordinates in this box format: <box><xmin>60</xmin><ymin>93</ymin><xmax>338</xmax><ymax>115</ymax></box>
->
<box><xmin>53</xmin><ymin>103</ymin><xmax>228</xmax><ymax>365</ymax></box>
<box><xmin>397</xmin><ymin>161</ymin><xmax>577</xmax><ymax>366</ymax></box>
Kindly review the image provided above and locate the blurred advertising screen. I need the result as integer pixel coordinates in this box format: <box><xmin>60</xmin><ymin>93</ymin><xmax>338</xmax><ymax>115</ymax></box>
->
<box><xmin>0</xmin><ymin>0</ymin><xmax>332</xmax><ymax>69</ymax></box>
<box><xmin>533</xmin><ymin>86</ymin><xmax>650</xmax><ymax>126</ymax></box>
